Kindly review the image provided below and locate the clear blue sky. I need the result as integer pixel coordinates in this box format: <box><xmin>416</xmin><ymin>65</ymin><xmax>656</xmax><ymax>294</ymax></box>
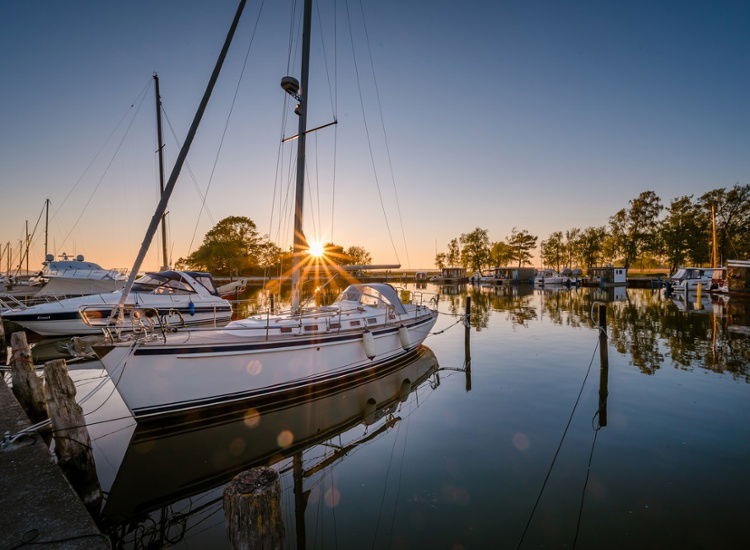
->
<box><xmin>1</xmin><ymin>0</ymin><xmax>748</xmax><ymax>270</ymax></box>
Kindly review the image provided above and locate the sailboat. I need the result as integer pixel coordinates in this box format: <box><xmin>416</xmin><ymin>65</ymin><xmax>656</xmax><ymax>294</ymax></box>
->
<box><xmin>93</xmin><ymin>0</ymin><xmax>437</xmax><ymax>421</ymax></box>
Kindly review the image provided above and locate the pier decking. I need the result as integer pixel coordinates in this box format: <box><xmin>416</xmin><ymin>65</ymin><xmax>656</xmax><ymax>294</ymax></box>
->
<box><xmin>0</xmin><ymin>379</ymin><xmax>109</xmax><ymax>549</ymax></box>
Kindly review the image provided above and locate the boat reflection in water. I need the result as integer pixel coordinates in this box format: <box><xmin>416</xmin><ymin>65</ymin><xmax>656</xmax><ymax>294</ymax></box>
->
<box><xmin>96</xmin><ymin>345</ymin><xmax>441</xmax><ymax>547</ymax></box>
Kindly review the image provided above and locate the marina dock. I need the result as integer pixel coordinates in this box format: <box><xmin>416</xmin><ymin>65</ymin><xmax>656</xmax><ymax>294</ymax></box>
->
<box><xmin>0</xmin><ymin>379</ymin><xmax>109</xmax><ymax>550</ymax></box>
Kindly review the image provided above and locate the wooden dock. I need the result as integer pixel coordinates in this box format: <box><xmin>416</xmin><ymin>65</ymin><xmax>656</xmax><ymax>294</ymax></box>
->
<box><xmin>0</xmin><ymin>378</ymin><xmax>109</xmax><ymax>549</ymax></box>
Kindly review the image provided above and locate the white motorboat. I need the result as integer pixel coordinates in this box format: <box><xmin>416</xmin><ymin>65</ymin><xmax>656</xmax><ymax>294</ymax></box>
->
<box><xmin>534</xmin><ymin>268</ymin><xmax>572</xmax><ymax>286</ymax></box>
<box><xmin>668</xmin><ymin>267</ymin><xmax>714</xmax><ymax>291</ymax></box>
<box><xmin>469</xmin><ymin>270</ymin><xmax>493</xmax><ymax>284</ymax></box>
<box><xmin>95</xmin><ymin>284</ymin><xmax>436</xmax><ymax>419</ymax></box>
<box><xmin>29</xmin><ymin>253</ymin><xmax>127</xmax><ymax>297</ymax></box>
<box><xmin>3</xmin><ymin>270</ymin><xmax>231</xmax><ymax>336</ymax></box>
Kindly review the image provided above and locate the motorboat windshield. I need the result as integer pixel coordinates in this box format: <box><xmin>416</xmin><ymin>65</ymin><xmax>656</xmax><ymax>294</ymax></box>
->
<box><xmin>131</xmin><ymin>272</ymin><xmax>197</xmax><ymax>295</ymax></box>
<box><xmin>333</xmin><ymin>284</ymin><xmax>407</xmax><ymax>315</ymax></box>
<box><xmin>672</xmin><ymin>269</ymin><xmax>686</xmax><ymax>280</ymax></box>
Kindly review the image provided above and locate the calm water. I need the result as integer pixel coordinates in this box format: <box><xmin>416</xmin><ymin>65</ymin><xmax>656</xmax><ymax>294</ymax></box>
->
<box><xmin>62</xmin><ymin>284</ymin><xmax>750</xmax><ymax>549</ymax></box>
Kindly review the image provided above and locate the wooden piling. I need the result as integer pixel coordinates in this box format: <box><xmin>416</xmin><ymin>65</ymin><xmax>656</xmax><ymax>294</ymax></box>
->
<box><xmin>9</xmin><ymin>331</ymin><xmax>47</xmax><ymax>422</ymax></box>
<box><xmin>0</xmin><ymin>313</ymin><xmax>5</xmax><ymax>363</ymax></box>
<box><xmin>598</xmin><ymin>304</ymin><xmax>607</xmax><ymax>332</ymax></box>
<box><xmin>464</xmin><ymin>296</ymin><xmax>472</xmax><ymax>392</ymax></box>
<box><xmin>224</xmin><ymin>467</ymin><xmax>285</xmax><ymax>550</ymax></box>
<box><xmin>43</xmin><ymin>359</ymin><xmax>102</xmax><ymax>512</ymax></box>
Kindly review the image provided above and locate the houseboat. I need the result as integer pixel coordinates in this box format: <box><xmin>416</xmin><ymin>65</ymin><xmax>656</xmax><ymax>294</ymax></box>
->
<box><xmin>492</xmin><ymin>267</ymin><xmax>536</xmax><ymax>285</ymax></box>
<box><xmin>586</xmin><ymin>266</ymin><xmax>627</xmax><ymax>287</ymax></box>
<box><xmin>436</xmin><ymin>267</ymin><xmax>467</xmax><ymax>283</ymax></box>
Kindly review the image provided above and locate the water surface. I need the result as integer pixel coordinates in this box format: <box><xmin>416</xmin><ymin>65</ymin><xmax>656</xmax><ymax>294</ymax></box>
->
<box><xmin>66</xmin><ymin>284</ymin><xmax>750</xmax><ymax>549</ymax></box>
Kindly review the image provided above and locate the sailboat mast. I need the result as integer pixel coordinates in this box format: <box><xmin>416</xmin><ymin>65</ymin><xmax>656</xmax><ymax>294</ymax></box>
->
<box><xmin>290</xmin><ymin>0</ymin><xmax>314</xmax><ymax>313</ymax></box>
<box><xmin>44</xmin><ymin>198</ymin><xmax>50</xmax><ymax>260</ymax></box>
<box><xmin>711</xmin><ymin>205</ymin><xmax>718</xmax><ymax>268</ymax></box>
<box><xmin>114</xmin><ymin>0</ymin><xmax>247</xmax><ymax>316</ymax></box>
<box><xmin>153</xmin><ymin>73</ymin><xmax>170</xmax><ymax>270</ymax></box>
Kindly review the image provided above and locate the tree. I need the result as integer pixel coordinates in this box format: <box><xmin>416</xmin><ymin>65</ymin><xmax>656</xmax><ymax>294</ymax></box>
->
<box><xmin>434</xmin><ymin>252</ymin><xmax>447</xmax><ymax>269</ymax></box>
<box><xmin>660</xmin><ymin>195</ymin><xmax>706</xmax><ymax>273</ymax></box>
<box><xmin>608</xmin><ymin>191</ymin><xmax>663</xmax><ymax>269</ymax></box>
<box><xmin>345</xmin><ymin>246</ymin><xmax>372</xmax><ymax>265</ymax></box>
<box><xmin>564</xmin><ymin>228</ymin><xmax>581</xmax><ymax>268</ymax></box>
<box><xmin>489</xmin><ymin>241</ymin><xmax>514</xmax><ymax>267</ymax></box>
<box><xmin>699</xmin><ymin>184</ymin><xmax>750</xmax><ymax>264</ymax></box>
<box><xmin>577</xmin><ymin>226</ymin><xmax>607</xmax><ymax>268</ymax></box>
<box><xmin>460</xmin><ymin>228</ymin><xmax>491</xmax><ymax>271</ymax></box>
<box><xmin>540</xmin><ymin>231</ymin><xmax>564</xmax><ymax>271</ymax></box>
<box><xmin>506</xmin><ymin>228</ymin><xmax>538</xmax><ymax>267</ymax></box>
<box><xmin>176</xmin><ymin>216</ymin><xmax>271</xmax><ymax>275</ymax></box>
<box><xmin>446</xmin><ymin>238</ymin><xmax>461</xmax><ymax>267</ymax></box>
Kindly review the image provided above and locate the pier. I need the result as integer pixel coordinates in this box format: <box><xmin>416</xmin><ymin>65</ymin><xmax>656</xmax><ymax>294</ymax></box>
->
<box><xmin>0</xmin><ymin>379</ymin><xmax>109</xmax><ymax>549</ymax></box>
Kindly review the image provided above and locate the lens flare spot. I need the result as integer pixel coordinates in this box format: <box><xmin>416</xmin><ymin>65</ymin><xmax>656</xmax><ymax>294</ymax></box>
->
<box><xmin>243</xmin><ymin>408</ymin><xmax>261</xmax><ymax>428</ymax></box>
<box><xmin>512</xmin><ymin>432</ymin><xmax>530</xmax><ymax>451</ymax></box>
<box><xmin>277</xmin><ymin>429</ymin><xmax>294</xmax><ymax>448</ymax></box>
<box><xmin>324</xmin><ymin>486</ymin><xmax>340</xmax><ymax>507</ymax></box>
<box><xmin>246</xmin><ymin>359</ymin><xmax>262</xmax><ymax>376</ymax></box>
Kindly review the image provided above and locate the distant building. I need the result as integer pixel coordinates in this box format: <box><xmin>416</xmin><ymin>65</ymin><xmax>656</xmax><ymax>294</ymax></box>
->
<box><xmin>587</xmin><ymin>266</ymin><xmax>627</xmax><ymax>287</ymax></box>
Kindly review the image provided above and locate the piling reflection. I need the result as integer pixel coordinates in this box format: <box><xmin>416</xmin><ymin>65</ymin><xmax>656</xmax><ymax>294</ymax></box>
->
<box><xmin>97</xmin><ymin>346</ymin><xmax>441</xmax><ymax>548</ymax></box>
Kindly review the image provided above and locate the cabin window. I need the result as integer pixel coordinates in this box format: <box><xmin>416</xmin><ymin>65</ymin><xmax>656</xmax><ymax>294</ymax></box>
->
<box><xmin>367</xmin><ymin>318</ymin><xmax>377</xmax><ymax>324</ymax></box>
<box><xmin>280</xmin><ymin>327</ymin><xmax>292</xmax><ymax>333</ymax></box>
<box><xmin>350</xmin><ymin>320</ymin><xmax>361</xmax><ymax>327</ymax></box>
<box><xmin>330</xmin><ymin>322</ymin><xmax>341</xmax><ymax>329</ymax></box>
<box><xmin>304</xmin><ymin>325</ymin><xmax>319</xmax><ymax>332</ymax></box>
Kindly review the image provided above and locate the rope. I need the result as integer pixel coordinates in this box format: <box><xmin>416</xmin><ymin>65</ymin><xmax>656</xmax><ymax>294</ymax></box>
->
<box><xmin>343</xmin><ymin>0</ymin><xmax>401</xmax><ymax>264</ymax></box>
<box><xmin>516</xmin><ymin>337</ymin><xmax>600</xmax><ymax>549</ymax></box>
<box><xmin>429</xmin><ymin>314</ymin><xmax>466</xmax><ymax>335</ymax></box>
<box><xmin>186</xmin><ymin>0</ymin><xmax>266</xmax><ymax>256</ymax></box>
<box><xmin>572</xmin><ymin>412</ymin><xmax>601</xmax><ymax>548</ymax></box>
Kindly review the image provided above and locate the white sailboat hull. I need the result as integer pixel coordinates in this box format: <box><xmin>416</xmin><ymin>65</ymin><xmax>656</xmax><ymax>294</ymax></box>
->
<box><xmin>98</xmin><ymin>311</ymin><xmax>437</xmax><ymax>420</ymax></box>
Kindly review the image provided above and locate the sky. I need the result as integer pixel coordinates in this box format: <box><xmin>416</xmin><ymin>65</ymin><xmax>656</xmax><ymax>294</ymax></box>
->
<box><xmin>1</xmin><ymin>0</ymin><xmax>748</xmax><ymax>271</ymax></box>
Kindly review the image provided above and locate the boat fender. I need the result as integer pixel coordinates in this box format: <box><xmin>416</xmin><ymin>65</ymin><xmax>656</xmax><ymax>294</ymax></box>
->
<box><xmin>398</xmin><ymin>378</ymin><xmax>412</xmax><ymax>403</ymax></box>
<box><xmin>188</xmin><ymin>301</ymin><xmax>196</xmax><ymax>316</ymax></box>
<box><xmin>398</xmin><ymin>325</ymin><xmax>411</xmax><ymax>350</ymax></box>
<box><xmin>362</xmin><ymin>330</ymin><xmax>376</xmax><ymax>359</ymax></box>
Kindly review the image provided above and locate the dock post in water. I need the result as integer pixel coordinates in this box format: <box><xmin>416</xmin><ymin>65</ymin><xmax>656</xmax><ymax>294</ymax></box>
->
<box><xmin>597</xmin><ymin>304</ymin><xmax>607</xmax><ymax>332</ymax></box>
<box><xmin>43</xmin><ymin>359</ymin><xmax>102</xmax><ymax>512</ymax></box>
<box><xmin>0</xmin><ymin>313</ymin><xmax>5</xmax><ymax>363</ymax></box>
<box><xmin>464</xmin><ymin>296</ymin><xmax>472</xmax><ymax>392</ymax></box>
<box><xmin>9</xmin><ymin>331</ymin><xmax>47</xmax><ymax>422</ymax></box>
<box><xmin>224</xmin><ymin>466</ymin><xmax>285</xmax><ymax>550</ymax></box>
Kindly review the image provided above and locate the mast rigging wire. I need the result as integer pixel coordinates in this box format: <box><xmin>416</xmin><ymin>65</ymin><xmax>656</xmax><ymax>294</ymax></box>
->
<box><xmin>186</xmin><ymin>0</ymin><xmax>267</xmax><ymax>257</ymax></box>
<box><xmin>344</xmin><ymin>0</ymin><xmax>401</xmax><ymax>264</ymax></box>
<box><xmin>160</xmin><ymin>106</ymin><xmax>216</xmax><ymax>225</ymax></box>
<box><xmin>356</xmin><ymin>0</ymin><xmax>411</xmax><ymax>268</ymax></box>
<box><xmin>50</xmin><ymin>78</ymin><xmax>152</xmax><ymax>224</ymax></box>
<box><xmin>57</xmin><ymin>81</ymin><xmax>151</xmax><ymax>254</ymax></box>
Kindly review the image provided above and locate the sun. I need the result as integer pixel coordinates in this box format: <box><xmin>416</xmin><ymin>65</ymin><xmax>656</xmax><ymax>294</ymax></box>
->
<box><xmin>308</xmin><ymin>241</ymin><xmax>325</xmax><ymax>258</ymax></box>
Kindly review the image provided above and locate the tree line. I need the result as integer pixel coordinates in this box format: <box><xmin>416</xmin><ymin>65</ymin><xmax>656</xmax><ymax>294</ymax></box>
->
<box><xmin>435</xmin><ymin>184</ymin><xmax>750</xmax><ymax>273</ymax></box>
<box><xmin>175</xmin><ymin>216</ymin><xmax>372</xmax><ymax>276</ymax></box>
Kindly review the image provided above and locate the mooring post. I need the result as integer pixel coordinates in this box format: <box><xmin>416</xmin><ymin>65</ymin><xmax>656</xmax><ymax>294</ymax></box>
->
<box><xmin>9</xmin><ymin>331</ymin><xmax>47</xmax><ymax>422</ymax></box>
<box><xmin>598</xmin><ymin>323</ymin><xmax>609</xmax><ymax>428</ymax></box>
<box><xmin>43</xmin><ymin>359</ymin><xmax>102</xmax><ymax>512</ymax></box>
<box><xmin>224</xmin><ymin>467</ymin><xmax>285</xmax><ymax>550</ymax></box>
<box><xmin>464</xmin><ymin>296</ymin><xmax>472</xmax><ymax>392</ymax></box>
<box><xmin>0</xmin><ymin>313</ymin><xmax>6</xmax><ymax>364</ymax></box>
<box><xmin>597</xmin><ymin>303</ymin><xmax>607</xmax><ymax>332</ymax></box>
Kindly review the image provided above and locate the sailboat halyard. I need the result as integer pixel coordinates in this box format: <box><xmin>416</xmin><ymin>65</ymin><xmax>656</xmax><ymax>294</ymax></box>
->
<box><xmin>93</xmin><ymin>0</ymin><xmax>438</xmax><ymax>421</ymax></box>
